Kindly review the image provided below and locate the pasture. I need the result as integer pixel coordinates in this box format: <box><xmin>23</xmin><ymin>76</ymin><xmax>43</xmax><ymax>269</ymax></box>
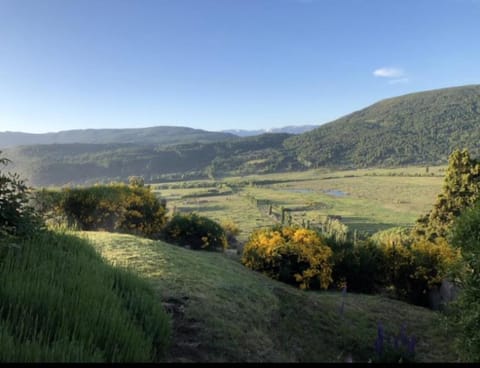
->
<box><xmin>152</xmin><ymin>165</ymin><xmax>445</xmax><ymax>243</ymax></box>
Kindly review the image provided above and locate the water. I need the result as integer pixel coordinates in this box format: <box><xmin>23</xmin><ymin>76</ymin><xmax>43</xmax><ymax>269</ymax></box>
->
<box><xmin>283</xmin><ymin>188</ymin><xmax>314</xmax><ymax>193</ymax></box>
<box><xmin>325</xmin><ymin>189</ymin><xmax>347</xmax><ymax>197</ymax></box>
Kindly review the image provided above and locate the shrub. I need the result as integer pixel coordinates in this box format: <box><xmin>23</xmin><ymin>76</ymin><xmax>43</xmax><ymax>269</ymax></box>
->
<box><xmin>33</xmin><ymin>183</ymin><xmax>167</xmax><ymax>238</ymax></box>
<box><xmin>329</xmin><ymin>239</ymin><xmax>388</xmax><ymax>294</ymax></box>
<box><xmin>449</xmin><ymin>202</ymin><xmax>480</xmax><ymax>361</ymax></box>
<box><xmin>161</xmin><ymin>213</ymin><xmax>227</xmax><ymax>251</ymax></box>
<box><xmin>242</xmin><ymin>226</ymin><xmax>333</xmax><ymax>290</ymax></box>
<box><xmin>374</xmin><ymin>232</ymin><xmax>461</xmax><ymax>306</ymax></box>
<box><xmin>0</xmin><ymin>152</ymin><xmax>42</xmax><ymax>239</ymax></box>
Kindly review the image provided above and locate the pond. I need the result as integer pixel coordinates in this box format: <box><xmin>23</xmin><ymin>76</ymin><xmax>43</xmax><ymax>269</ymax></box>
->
<box><xmin>324</xmin><ymin>189</ymin><xmax>347</xmax><ymax>197</ymax></box>
<box><xmin>282</xmin><ymin>188</ymin><xmax>315</xmax><ymax>193</ymax></box>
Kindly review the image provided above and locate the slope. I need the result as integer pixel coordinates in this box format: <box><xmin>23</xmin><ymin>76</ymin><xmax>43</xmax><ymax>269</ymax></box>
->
<box><xmin>4</xmin><ymin>133</ymin><xmax>298</xmax><ymax>186</ymax></box>
<box><xmin>0</xmin><ymin>126</ymin><xmax>236</xmax><ymax>148</ymax></box>
<box><xmin>285</xmin><ymin>84</ymin><xmax>480</xmax><ymax>168</ymax></box>
<box><xmin>84</xmin><ymin>231</ymin><xmax>459</xmax><ymax>363</ymax></box>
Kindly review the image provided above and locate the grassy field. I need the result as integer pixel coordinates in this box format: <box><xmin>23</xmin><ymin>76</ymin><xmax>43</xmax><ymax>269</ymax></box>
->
<box><xmin>85</xmin><ymin>231</ymin><xmax>460</xmax><ymax>363</ymax></box>
<box><xmin>152</xmin><ymin>165</ymin><xmax>446</xmax><ymax>243</ymax></box>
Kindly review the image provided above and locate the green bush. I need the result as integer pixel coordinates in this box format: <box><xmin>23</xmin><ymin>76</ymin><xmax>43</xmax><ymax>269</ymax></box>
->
<box><xmin>329</xmin><ymin>239</ymin><xmax>388</xmax><ymax>294</ymax></box>
<box><xmin>33</xmin><ymin>184</ymin><xmax>167</xmax><ymax>238</ymax></box>
<box><xmin>242</xmin><ymin>226</ymin><xmax>333</xmax><ymax>290</ymax></box>
<box><xmin>0</xmin><ymin>152</ymin><xmax>42</xmax><ymax>238</ymax></box>
<box><xmin>449</xmin><ymin>203</ymin><xmax>480</xmax><ymax>361</ymax></box>
<box><xmin>161</xmin><ymin>213</ymin><xmax>227</xmax><ymax>251</ymax></box>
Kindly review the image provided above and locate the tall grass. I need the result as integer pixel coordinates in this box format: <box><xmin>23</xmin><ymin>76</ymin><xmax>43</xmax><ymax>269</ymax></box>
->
<box><xmin>0</xmin><ymin>230</ymin><xmax>170</xmax><ymax>362</ymax></box>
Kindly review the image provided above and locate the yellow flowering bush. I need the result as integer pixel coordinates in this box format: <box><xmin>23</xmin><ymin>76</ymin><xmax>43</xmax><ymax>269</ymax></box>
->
<box><xmin>375</xmin><ymin>233</ymin><xmax>461</xmax><ymax>306</ymax></box>
<box><xmin>242</xmin><ymin>226</ymin><xmax>333</xmax><ymax>290</ymax></box>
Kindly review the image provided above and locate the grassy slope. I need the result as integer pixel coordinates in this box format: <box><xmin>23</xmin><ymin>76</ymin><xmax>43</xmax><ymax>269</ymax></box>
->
<box><xmin>0</xmin><ymin>231</ymin><xmax>170</xmax><ymax>362</ymax></box>
<box><xmin>84</xmin><ymin>231</ymin><xmax>459</xmax><ymax>363</ymax></box>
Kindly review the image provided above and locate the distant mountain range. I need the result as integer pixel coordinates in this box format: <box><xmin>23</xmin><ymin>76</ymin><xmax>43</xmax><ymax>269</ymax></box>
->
<box><xmin>2</xmin><ymin>84</ymin><xmax>480</xmax><ymax>186</ymax></box>
<box><xmin>222</xmin><ymin>125</ymin><xmax>319</xmax><ymax>137</ymax></box>
<box><xmin>0</xmin><ymin>126</ymin><xmax>236</xmax><ymax>148</ymax></box>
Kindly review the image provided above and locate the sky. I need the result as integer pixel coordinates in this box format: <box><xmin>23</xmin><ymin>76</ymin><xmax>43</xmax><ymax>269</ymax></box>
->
<box><xmin>1</xmin><ymin>0</ymin><xmax>480</xmax><ymax>134</ymax></box>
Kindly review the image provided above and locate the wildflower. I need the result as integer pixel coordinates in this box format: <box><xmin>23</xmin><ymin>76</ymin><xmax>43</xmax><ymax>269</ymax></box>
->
<box><xmin>374</xmin><ymin>322</ymin><xmax>385</xmax><ymax>356</ymax></box>
<box><xmin>408</xmin><ymin>335</ymin><xmax>416</xmax><ymax>355</ymax></box>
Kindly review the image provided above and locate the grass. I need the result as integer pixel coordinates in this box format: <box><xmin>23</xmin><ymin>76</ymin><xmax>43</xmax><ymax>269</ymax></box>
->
<box><xmin>0</xmin><ymin>230</ymin><xmax>170</xmax><ymax>362</ymax></box>
<box><xmin>153</xmin><ymin>165</ymin><xmax>445</xmax><ymax>242</ymax></box>
<box><xmin>85</xmin><ymin>230</ymin><xmax>460</xmax><ymax>363</ymax></box>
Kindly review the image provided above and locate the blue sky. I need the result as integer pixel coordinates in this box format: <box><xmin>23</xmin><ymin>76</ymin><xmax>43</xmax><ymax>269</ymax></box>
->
<box><xmin>1</xmin><ymin>0</ymin><xmax>479</xmax><ymax>133</ymax></box>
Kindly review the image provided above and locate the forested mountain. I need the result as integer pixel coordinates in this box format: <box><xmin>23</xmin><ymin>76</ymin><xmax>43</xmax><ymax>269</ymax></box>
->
<box><xmin>0</xmin><ymin>126</ymin><xmax>236</xmax><ymax>148</ymax></box>
<box><xmin>285</xmin><ymin>84</ymin><xmax>480</xmax><ymax>168</ymax></box>
<box><xmin>4</xmin><ymin>84</ymin><xmax>480</xmax><ymax>186</ymax></box>
<box><xmin>4</xmin><ymin>133</ymin><xmax>299</xmax><ymax>186</ymax></box>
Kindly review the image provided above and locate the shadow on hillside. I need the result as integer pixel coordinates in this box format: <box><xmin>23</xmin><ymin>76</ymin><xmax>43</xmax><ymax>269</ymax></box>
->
<box><xmin>176</xmin><ymin>205</ymin><xmax>227</xmax><ymax>213</ymax></box>
<box><xmin>341</xmin><ymin>216</ymin><xmax>407</xmax><ymax>234</ymax></box>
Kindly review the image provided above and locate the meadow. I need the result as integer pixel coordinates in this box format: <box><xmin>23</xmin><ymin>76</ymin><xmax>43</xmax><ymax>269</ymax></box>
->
<box><xmin>153</xmin><ymin>165</ymin><xmax>445</xmax><ymax>243</ymax></box>
<box><xmin>84</xmin><ymin>231</ymin><xmax>459</xmax><ymax>363</ymax></box>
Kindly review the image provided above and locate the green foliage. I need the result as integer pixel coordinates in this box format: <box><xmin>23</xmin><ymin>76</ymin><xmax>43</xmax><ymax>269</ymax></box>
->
<box><xmin>285</xmin><ymin>85</ymin><xmax>480</xmax><ymax>168</ymax></box>
<box><xmin>329</xmin><ymin>239</ymin><xmax>387</xmax><ymax>294</ymax></box>
<box><xmin>449</xmin><ymin>202</ymin><xmax>480</xmax><ymax>361</ymax></box>
<box><xmin>161</xmin><ymin>213</ymin><xmax>227</xmax><ymax>251</ymax></box>
<box><xmin>413</xmin><ymin>149</ymin><xmax>480</xmax><ymax>240</ymax></box>
<box><xmin>3</xmin><ymin>133</ymin><xmax>300</xmax><ymax>187</ymax></box>
<box><xmin>33</xmin><ymin>183</ymin><xmax>167</xmax><ymax>237</ymax></box>
<box><xmin>0</xmin><ymin>230</ymin><xmax>170</xmax><ymax>362</ymax></box>
<box><xmin>0</xmin><ymin>151</ymin><xmax>42</xmax><ymax>238</ymax></box>
<box><xmin>242</xmin><ymin>226</ymin><xmax>333</xmax><ymax>290</ymax></box>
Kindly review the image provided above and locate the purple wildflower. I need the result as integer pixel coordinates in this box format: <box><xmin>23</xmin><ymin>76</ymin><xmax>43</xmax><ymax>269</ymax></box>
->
<box><xmin>408</xmin><ymin>335</ymin><xmax>416</xmax><ymax>355</ymax></box>
<box><xmin>375</xmin><ymin>321</ymin><xmax>385</xmax><ymax>356</ymax></box>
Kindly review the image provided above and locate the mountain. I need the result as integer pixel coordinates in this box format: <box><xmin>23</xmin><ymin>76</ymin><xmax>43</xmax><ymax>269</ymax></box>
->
<box><xmin>285</xmin><ymin>84</ymin><xmax>480</xmax><ymax>168</ymax></box>
<box><xmin>4</xmin><ymin>84</ymin><xmax>480</xmax><ymax>186</ymax></box>
<box><xmin>0</xmin><ymin>126</ymin><xmax>236</xmax><ymax>148</ymax></box>
<box><xmin>3</xmin><ymin>133</ymin><xmax>300</xmax><ymax>186</ymax></box>
<box><xmin>223</xmin><ymin>125</ymin><xmax>318</xmax><ymax>137</ymax></box>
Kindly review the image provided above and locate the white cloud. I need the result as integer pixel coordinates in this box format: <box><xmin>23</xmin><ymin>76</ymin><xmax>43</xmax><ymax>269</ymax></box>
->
<box><xmin>373</xmin><ymin>67</ymin><xmax>405</xmax><ymax>78</ymax></box>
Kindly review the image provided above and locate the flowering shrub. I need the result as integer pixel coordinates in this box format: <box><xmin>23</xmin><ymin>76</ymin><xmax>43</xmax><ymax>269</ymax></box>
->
<box><xmin>376</xmin><ymin>235</ymin><xmax>461</xmax><ymax>306</ymax></box>
<box><xmin>241</xmin><ymin>226</ymin><xmax>333</xmax><ymax>289</ymax></box>
<box><xmin>161</xmin><ymin>213</ymin><xmax>227</xmax><ymax>251</ymax></box>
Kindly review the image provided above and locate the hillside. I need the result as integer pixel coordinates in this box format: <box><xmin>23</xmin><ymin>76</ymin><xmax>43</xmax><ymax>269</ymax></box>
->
<box><xmin>84</xmin><ymin>231</ymin><xmax>459</xmax><ymax>363</ymax></box>
<box><xmin>4</xmin><ymin>133</ymin><xmax>300</xmax><ymax>186</ymax></box>
<box><xmin>4</xmin><ymin>84</ymin><xmax>480</xmax><ymax>186</ymax></box>
<box><xmin>0</xmin><ymin>126</ymin><xmax>236</xmax><ymax>148</ymax></box>
<box><xmin>285</xmin><ymin>84</ymin><xmax>480</xmax><ymax>168</ymax></box>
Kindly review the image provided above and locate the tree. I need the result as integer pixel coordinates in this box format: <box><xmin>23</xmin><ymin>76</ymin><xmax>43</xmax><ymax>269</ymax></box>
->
<box><xmin>449</xmin><ymin>203</ymin><xmax>480</xmax><ymax>361</ymax></box>
<box><xmin>413</xmin><ymin>149</ymin><xmax>480</xmax><ymax>240</ymax></box>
